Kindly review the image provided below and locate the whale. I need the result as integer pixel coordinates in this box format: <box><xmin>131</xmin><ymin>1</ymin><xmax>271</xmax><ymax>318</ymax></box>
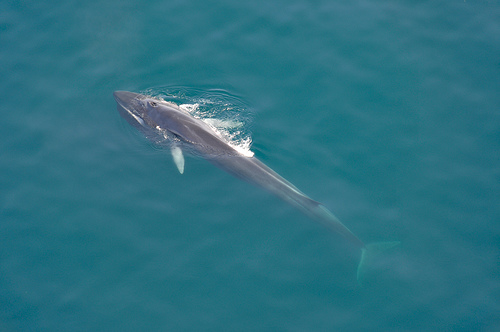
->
<box><xmin>114</xmin><ymin>90</ymin><xmax>399</xmax><ymax>281</ymax></box>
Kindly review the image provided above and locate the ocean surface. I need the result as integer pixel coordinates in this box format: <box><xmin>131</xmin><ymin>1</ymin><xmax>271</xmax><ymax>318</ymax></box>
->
<box><xmin>1</xmin><ymin>0</ymin><xmax>499</xmax><ymax>331</ymax></box>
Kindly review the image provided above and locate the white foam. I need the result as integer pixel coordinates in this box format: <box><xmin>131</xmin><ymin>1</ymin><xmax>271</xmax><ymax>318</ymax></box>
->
<box><xmin>177</xmin><ymin>102</ymin><xmax>254</xmax><ymax>157</ymax></box>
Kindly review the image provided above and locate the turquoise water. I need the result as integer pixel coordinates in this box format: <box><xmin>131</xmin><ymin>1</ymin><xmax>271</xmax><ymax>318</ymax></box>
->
<box><xmin>2</xmin><ymin>0</ymin><xmax>499</xmax><ymax>331</ymax></box>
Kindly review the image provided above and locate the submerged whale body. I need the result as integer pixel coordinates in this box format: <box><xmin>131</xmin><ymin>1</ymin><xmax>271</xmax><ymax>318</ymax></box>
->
<box><xmin>114</xmin><ymin>90</ymin><xmax>399</xmax><ymax>281</ymax></box>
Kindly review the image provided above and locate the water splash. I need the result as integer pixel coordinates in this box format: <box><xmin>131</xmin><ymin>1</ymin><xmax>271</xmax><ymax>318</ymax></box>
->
<box><xmin>143</xmin><ymin>86</ymin><xmax>254</xmax><ymax>157</ymax></box>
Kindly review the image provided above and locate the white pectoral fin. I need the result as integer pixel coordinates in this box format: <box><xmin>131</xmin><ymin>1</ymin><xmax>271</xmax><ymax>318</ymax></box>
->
<box><xmin>171</xmin><ymin>146</ymin><xmax>185</xmax><ymax>174</ymax></box>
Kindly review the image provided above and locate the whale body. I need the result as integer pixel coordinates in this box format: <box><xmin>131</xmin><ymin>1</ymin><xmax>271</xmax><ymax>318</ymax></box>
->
<box><xmin>114</xmin><ymin>90</ymin><xmax>399</xmax><ymax>281</ymax></box>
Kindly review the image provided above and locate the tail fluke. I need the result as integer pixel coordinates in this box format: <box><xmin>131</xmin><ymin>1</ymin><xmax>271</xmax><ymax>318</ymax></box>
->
<box><xmin>357</xmin><ymin>241</ymin><xmax>400</xmax><ymax>285</ymax></box>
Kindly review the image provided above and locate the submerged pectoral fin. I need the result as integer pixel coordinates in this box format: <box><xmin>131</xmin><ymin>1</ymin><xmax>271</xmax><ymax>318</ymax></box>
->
<box><xmin>171</xmin><ymin>145</ymin><xmax>185</xmax><ymax>174</ymax></box>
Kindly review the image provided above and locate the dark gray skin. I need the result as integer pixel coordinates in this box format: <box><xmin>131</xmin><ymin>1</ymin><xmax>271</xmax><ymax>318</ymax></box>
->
<box><xmin>114</xmin><ymin>91</ymin><xmax>365</xmax><ymax>249</ymax></box>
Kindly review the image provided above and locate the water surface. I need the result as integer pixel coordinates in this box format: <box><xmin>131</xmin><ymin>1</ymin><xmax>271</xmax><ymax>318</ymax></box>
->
<box><xmin>1</xmin><ymin>0</ymin><xmax>499</xmax><ymax>331</ymax></box>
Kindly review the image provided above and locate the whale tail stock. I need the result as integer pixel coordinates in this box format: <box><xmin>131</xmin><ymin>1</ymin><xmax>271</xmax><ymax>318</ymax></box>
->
<box><xmin>356</xmin><ymin>241</ymin><xmax>400</xmax><ymax>285</ymax></box>
<box><xmin>305</xmin><ymin>205</ymin><xmax>400</xmax><ymax>284</ymax></box>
